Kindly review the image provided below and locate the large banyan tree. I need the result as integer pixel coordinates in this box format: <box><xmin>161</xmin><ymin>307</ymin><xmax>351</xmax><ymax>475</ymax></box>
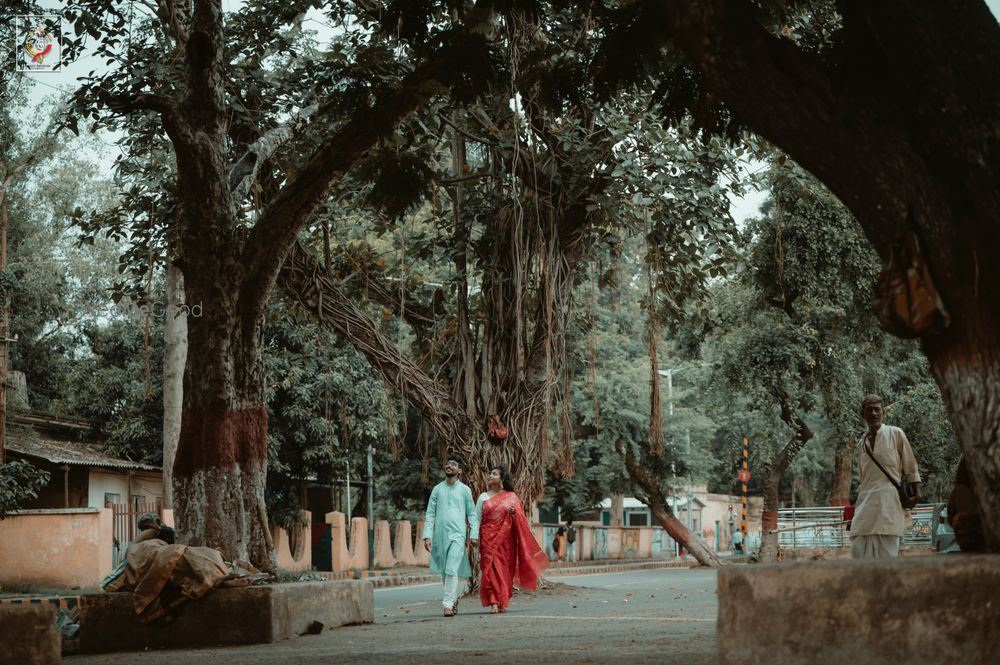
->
<box><xmin>64</xmin><ymin>0</ymin><xmax>745</xmax><ymax>568</ymax></box>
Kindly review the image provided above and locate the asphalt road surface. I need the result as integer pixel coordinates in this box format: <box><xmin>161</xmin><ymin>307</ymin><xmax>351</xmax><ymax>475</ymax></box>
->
<box><xmin>68</xmin><ymin>567</ymin><xmax>720</xmax><ymax>665</ymax></box>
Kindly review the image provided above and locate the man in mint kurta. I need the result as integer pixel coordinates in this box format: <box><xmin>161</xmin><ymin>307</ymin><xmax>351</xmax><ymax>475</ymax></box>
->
<box><xmin>422</xmin><ymin>457</ymin><xmax>478</xmax><ymax>616</ymax></box>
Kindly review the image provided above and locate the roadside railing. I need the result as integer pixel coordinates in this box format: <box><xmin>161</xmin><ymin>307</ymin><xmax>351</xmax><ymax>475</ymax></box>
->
<box><xmin>775</xmin><ymin>504</ymin><xmax>937</xmax><ymax>550</ymax></box>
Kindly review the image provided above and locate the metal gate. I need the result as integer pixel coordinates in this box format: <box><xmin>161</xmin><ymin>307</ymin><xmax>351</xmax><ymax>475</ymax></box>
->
<box><xmin>111</xmin><ymin>502</ymin><xmax>161</xmax><ymax>566</ymax></box>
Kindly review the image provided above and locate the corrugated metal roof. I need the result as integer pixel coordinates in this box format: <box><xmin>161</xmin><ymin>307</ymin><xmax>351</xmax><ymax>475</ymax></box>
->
<box><xmin>5</xmin><ymin>433</ymin><xmax>160</xmax><ymax>472</ymax></box>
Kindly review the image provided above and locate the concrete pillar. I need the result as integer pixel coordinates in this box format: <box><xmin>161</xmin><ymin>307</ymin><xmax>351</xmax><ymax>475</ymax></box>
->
<box><xmin>372</xmin><ymin>520</ymin><xmax>397</xmax><ymax>568</ymax></box>
<box><xmin>638</xmin><ymin>526</ymin><xmax>653</xmax><ymax>558</ymax></box>
<box><xmin>393</xmin><ymin>521</ymin><xmax>417</xmax><ymax>565</ymax></box>
<box><xmin>98</xmin><ymin>507</ymin><xmax>113</xmax><ymax>578</ymax></box>
<box><xmin>274</xmin><ymin>510</ymin><xmax>312</xmax><ymax>573</ymax></box>
<box><xmin>608</xmin><ymin>527</ymin><xmax>623</xmax><ymax>558</ymax></box>
<box><xmin>349</xmin><ymin>517</ymin><xmax>369</xmax><ymax>570</ymax></box>
<box><xmin>580</xmin><ymin>526</ymin><xmax>593</xmax><ymax>561</ymax></box>
<box><xmin>7</xmin><ymin>370</ymin><xmax>29</xmax><ymax>410</ymax></box>
<box><xmin>325</xmin><ymin>511</ymin><xmax>352</xmax><ymax>572</ymax></box>
<box><xmin>413</xmin><ymin>516</ymin><xmax>430</xmax><ymax>566</ymax></box>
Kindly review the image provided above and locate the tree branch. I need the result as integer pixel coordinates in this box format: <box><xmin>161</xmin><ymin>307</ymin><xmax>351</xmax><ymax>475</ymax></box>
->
<box><xmin>659</xmin><ymin>0</ymin><xmax>1000</xmax><ymax>260</ymax></box>
<box><xmin>277</xmin><ymin>241</ymin><xmax>481</xmax><ymax>459</ymax></box>
<box><xmin>237</xmin><ymin>4</ymin><xmax>497</xmax><ymax>320</ymax></box>
<box><xmin>343</xmin><ymin>273</ymin><xmax>439</xmax><ymax>330</ymax></box>
<box><xmin>770</xmin><ymin>385</ymin><xmax>815</xmax><ymax>476</ymax></box>
<box><xmin>229</xmin><ymin>104</ymin><xmax>319</xmax><ymax>204</ymax></box>
<box><xmin>100</xmin><ymin>90</ymin><xmax>175</xmax><ymax>116</ymax></box>
<box><xmin>158</xmin><ymin>0</ymin><xmax>190</xmax><ymax>48</ymax></box>
<box><xmin>183</xmin><ymin>0</ymin><xmax>226</xmax><ymax>125</ymax></box>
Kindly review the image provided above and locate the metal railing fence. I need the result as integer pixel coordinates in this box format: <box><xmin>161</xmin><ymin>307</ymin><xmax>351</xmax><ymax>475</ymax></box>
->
<box><xmin>775</xmin><ymin>503</ymin><xmax>936</xmax><ymax>550</ymax></box>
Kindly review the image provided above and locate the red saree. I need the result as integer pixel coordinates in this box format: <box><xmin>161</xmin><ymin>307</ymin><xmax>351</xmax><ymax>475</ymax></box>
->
<box><xmin>478</xmin><ymin>491</ymin><xmax>549</xmax><ymax>610</ymax></box>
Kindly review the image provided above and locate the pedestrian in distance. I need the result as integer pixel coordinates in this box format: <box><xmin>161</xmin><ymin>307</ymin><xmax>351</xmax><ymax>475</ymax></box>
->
<box><xmin>850</xmin><ymin>394</ymin><xmax>923</xmax><ymax>559</ymax></box>
<box><xmin>473</xmin><ymin>465</ymin><xmax>548</xmax><ymax>614</ymax></box>
<box><xmin>565</xmin><ymin>520</ymin><xmax>577</xmax><ymax>562</ymax></box>
<box><xmin>554</xmin><ymin>526</ymin><xmax>567</xmax><ymax>561</ymax></box>
<box><xmin>732</xmin><ymin>529</ymin><xmax>743</xmax><ymax>554</ymax></box>
<box><xmin>422</xmin><ymin>457</ymin><xmax>479</xmax><ymax>617</ymax></box>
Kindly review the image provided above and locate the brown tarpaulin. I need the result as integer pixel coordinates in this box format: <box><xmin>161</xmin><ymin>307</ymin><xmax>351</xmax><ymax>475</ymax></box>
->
<box><xmin>124</xmin><ymin>539</ymin><xmax>228</xmax><ymax>623</ymax></box>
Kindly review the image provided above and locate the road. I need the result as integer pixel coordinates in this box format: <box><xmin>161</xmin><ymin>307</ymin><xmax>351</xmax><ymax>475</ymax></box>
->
<box><xmin>68</xmin><ymin>567</ymin><xmax>720</xmax><ymax>665</ymax></box>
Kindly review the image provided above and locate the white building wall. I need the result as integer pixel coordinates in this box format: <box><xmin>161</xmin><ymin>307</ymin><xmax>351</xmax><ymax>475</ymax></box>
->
<box><xmin>87</xmin><ymin>471</ymin><xmax>129</xmax><ymax>508</ymax></box>
<box><xmin>87</xmin><ymin>471</ymin><xmax>163</xmax><ymax>508</ymax></box>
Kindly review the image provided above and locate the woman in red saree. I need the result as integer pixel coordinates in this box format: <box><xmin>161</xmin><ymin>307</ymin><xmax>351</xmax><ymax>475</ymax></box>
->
<box><xmin>474</xmin><ymin>465</ymin><xmax>549</xmax><ymax>614</ymax></box>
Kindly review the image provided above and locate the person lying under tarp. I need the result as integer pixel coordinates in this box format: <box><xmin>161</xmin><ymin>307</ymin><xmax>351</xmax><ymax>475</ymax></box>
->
<box><xmin>101</xmin><ymin>516</ymin><xmax>265</xmax><ymax>624</ymax></box>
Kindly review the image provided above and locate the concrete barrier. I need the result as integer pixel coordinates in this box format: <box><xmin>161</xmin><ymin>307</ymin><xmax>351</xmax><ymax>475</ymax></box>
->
<box><xmin>77</xmin><ymin>580</ymin><xmax>373</xmax><ymax>654</ymax></box>
<box><xmin>413</xmin><ymin>517</ymin><xmax>430</xmax><ymax>566</ymax></box>
<box><xmin>718</xmin><ymin>555</ymin><xmax>1000</xmax><ymax>665</ymax></box>
<box><xmin>0</xmin><ymin>604</ymin><xmax>59</xmax><ymax>665</ymax></box>
<box><xmin>326</xmin><ymin>512</ymin><xmax>369</xmax><ymax>571</ymax></box>
<box><xmin>392</xmin><ymin>520</ymin><xmax>417</xmax><ymax>565</ymax></box>
<box><xmin>373</xmin><ymin>520</ymin><xmax>397</xmax><ymax>568</ymax></box>
<box><xmin>273</xmin><ymin>510</ymin><xmax>312</xmax><ymax>573</ymax></box>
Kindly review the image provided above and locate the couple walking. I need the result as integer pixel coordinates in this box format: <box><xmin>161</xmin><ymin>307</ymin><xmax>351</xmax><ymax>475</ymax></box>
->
<box><xmin>422</xmin><ymin>458</ymin><xmax>548</xmax><ymax>616</ymax></box>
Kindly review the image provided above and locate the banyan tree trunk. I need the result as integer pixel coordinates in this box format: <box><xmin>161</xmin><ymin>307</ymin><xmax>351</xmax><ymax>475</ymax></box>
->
<box><xmin>617</xmin><ymin>439</ymin><xmax>721</xmax><ymax>568</ymax></box>
<box><xmin>649</xmin><ymin>504</ymin><xmax>722</xmax><ymax>567</ymax></box>
<box><xmin>171</xmin><ymin>261</ymin><xmax>275</xmax><ymax>570</ymax></box>
<box><xmin>758</xmin><ymin>388</ymin><xmax>815</xmax><ymax>563</ymax></box>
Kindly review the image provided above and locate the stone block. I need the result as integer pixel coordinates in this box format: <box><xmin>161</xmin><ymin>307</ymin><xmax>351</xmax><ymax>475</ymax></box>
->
<box><xmin>77</xmin><ymin>580</ymin><xmax>373</xmax><ymax>654</ymax></box>
<box><xmin>718</xmin><ymin>555</ymin><xmax>1000</xmax><ymax>665</ymax></box>
<box><xmin>0</xmin><ymin>604</ymin><xmax>60</xmax><ymax>665</ymax></box>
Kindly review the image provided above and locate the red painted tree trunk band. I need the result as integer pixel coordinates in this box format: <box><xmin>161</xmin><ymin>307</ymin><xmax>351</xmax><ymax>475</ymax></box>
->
<box><xmin>174</xmin><ymin>407</ymin><xmax>268</xmax><ymax>477</ymax></box>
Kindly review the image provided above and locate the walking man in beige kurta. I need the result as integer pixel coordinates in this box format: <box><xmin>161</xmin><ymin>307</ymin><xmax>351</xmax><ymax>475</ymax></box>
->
<box><xmin>851</xmin><ymin>394</ymin><xmax>922</xmax><ymax>559</ymax></box>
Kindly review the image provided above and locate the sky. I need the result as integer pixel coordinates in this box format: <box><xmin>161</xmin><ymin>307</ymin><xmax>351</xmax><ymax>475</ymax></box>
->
<box><xmin>6</xmin><ymin>0</ymin><xmax>1000</xmax><ymax>226</ymax></box>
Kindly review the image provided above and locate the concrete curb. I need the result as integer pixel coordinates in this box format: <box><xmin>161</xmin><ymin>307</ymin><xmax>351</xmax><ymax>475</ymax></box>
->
<box><xmin>0</xmin><ymin>559</ymin><xmax>696</xmax><ymax>604</ymax></box>
<box><xmin>315</xmin><ymin>570</ymin><xmax>440</xmax><ymax>588</ymax></box>
<box><xmin>0</xmin><ymin>596</ymin><xmax>80</xmax><ymax>612</ymax></box>
<box><xmin>545</xmin><ymin>559</ymin><xmax>693</xmax><ymax>577</ymax></box>
<box><xmin>312</xmin><ymin>558</ymin><xmax>694</xmax><ymax>589</ymax></box>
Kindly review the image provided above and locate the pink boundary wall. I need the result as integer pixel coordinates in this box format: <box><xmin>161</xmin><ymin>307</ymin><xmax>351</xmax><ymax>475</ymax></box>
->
<box><xmin>0</xmin><ymin>508</ymin><xmax>114</xmax><ymax>589</ymax></box>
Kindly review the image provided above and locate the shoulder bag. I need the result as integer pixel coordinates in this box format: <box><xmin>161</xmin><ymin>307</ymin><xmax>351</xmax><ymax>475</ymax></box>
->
<box><xmin>864</xmin><ymin>433</ymin><xmax>921</xmax><ymax>509</ymax></box>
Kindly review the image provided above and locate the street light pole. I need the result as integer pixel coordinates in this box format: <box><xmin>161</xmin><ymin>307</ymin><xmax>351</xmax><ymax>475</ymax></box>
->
<box><xmin>345</xmin><ymin>460</ymin><xmax>351</xmax><ymax>522</ymax></box>
<box><xmin>658</xmin><ymin>365</ymin><xmax>706</xmax><ymax>534</ymax></box>
<box><xmin>686</xmin><ymin>427</ymin><xmax>692</xmax><ymax>532</ymax></box>
<box><xmin>367</xmin><ymin>443</ymin><xmax>374</xmax><ymax>567</ymax></box>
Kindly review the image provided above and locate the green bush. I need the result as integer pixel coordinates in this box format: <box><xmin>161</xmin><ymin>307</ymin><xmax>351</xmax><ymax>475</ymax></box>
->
<box><xmin>0</xmin><ymin>460</ymin><xmax>51</xmax><ymax>519</ymax></box>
